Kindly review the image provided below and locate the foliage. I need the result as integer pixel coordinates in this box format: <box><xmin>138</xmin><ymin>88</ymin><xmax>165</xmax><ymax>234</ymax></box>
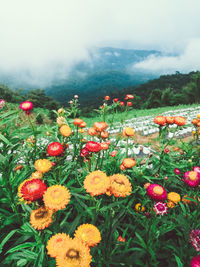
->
<box><xmin>0</xmin><ymin>101</ymin><xmax>200</xmax><ymax>267</ymax></box>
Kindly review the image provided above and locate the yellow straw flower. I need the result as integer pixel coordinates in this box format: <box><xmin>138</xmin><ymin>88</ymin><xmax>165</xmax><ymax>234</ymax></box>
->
<box><xmin>167</xmin><ymin>192</ymin><xmax>181</xmax><ymax>204</ymax></box>
<box><xmin>43</xmin><ymin>185</ymin><xmax>71</xmax><ymax>211</ymax></box>
<box><xmin>56</xmin><ymin>238</ymin><xmax>92</xmax><ymax>267</ymax></box>
<box><xmin>83</xmin><ymin>171</ymin><xmax>110</xmax><ymax>196</ymax></box>
<box><xmin>30</xmin><ymin>207</ymin><xmax>54</xmax><ymax>230</ymax></box>
<box><xmin>74</xmin><ymin>224</ymin><xmax>101</xmax><ymax>247</ymax></box>
<box><xmin>123</xmin><ymin>126</ymin><xmax>135</xmax><ymax>137</ymax></box>
<box><xmin>34</xmin><ymin>159</ymin><xmax>52</xmax><ymax>173</ymax></box>
<box><xmin>46</xmin><ymin>233</ymin><xmax>72</xmax><ymax>258</ymax></box>
<box><xmin>59</xmin><ymin>125</ymin><xmax>72</xmax><ymax>137</ymax></box>
<box><xmin>135</xmin><ymin>203</ymin><xmax>145</xmax><ymax>212</ymax></box>
<box><xmin>110</xmin><ymin>174</ymin><xmax>132</xmax><ymax>197</ymax></box>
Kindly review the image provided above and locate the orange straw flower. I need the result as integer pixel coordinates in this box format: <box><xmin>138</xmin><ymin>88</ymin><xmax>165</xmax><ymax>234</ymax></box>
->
<box><xmin>74</xmin><ymin>224</ymin><xmax>101</xmax><ymax>247</ymax></box>
<box><xmin>46</xmin><ymin>233</ymin><xmax>72</xmax><ymax>258</ymax></box>
<box><xmin>84</xmin><ymin>171</ymin><xmax>110</xmax><ymax>196</ymax></box>
<box><xmin>109</xmin><ymin>174</ymin><xmax>132</xmax><ymax>197</ymax></box>
<box><xmin>30</xmin><ymin>206</ymin><xmax>54</xmax><ymax>230</ymax></box>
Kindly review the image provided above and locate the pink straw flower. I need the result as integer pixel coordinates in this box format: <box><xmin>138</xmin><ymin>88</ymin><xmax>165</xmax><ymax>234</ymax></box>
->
<box><xmin>189</xmin><ymin>230</ymin><xmax>200</xmax><ymax>252</ymax></box>
<box><xmin>19</xmin><ymin>101</ymin><xmax>33</xmax><ymax>114</ymax></box>
<box><xmin>153</xmin><ymin>202</ymin><xmax>168</xmax><ymax>216</ymax></box>
<box><xmin>193</xmin><ymin>166</ymin><xmax>200</xmax><ymax>173</ymax></box>
<box><xmin>174</xmin><ymin>168</ymin><xmax>181</xmax><ymax>175</ymax></box>
<box><xmin>183</xmin><ymin>171</ymin><xmax>200</xmax><ymax>187</ymax></box>
<box><xmin>146</xmin><ymin>184</ymin><xmax>167</xmax><ymax>201</ymax></box>
<box><xmin>0</xmin><ymin>99</ymin><xmax>5</xmax><ymax>109</ymax></box>
<box><xmin>190</xmin><ymin>255</ymin><xmax>200</xmax><ymax>267</ymax></box>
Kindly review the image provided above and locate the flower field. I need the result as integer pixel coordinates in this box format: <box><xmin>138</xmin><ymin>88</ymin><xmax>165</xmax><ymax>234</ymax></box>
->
<box><xmin>1</xmin><ymin>96</ymin><xmax>200</xmax><ymax>267</ymax></box>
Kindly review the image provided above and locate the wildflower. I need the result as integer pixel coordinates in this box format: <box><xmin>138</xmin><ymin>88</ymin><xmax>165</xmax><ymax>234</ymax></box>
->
<box><xmin>165</xmin><ymin>116</ymin><xmax>174</xmax><ymax>124</ymax></box>
<box><xmin>174</xmin><ymin>116</ymin><xmax>186</xmax><ymax>126</ymax></box>
<box><xmin>193</xmin><ymin>166</ymin><xmax>200</xmax><ymax>173</ymax></box>
<box><xmin>14</xmin><ymin>165</ymin><xmax>23</xmax><ymax>172</ymax></box>
<box><xmin>174</xmin><ymin>168</ymin><xmax>181</xmax><ymax>175</ymax></box>
<box><xmin>100</xmin><ymin>142</ymin><xmax>109</xmax><ymax>150</ymax></box>
<box><xmin>164</xmin><ymin>148</ymin><xmax>170</xmax><ymax>154</ymax></box>
<box><xmin>35</xmin><ymin>159</ymin><xmax>52</xmax><ymax>173</ymax></box>
<box><xmin>87</xmin><ymin>128</ymin><xmax>97</xmax><ymax>136</ymax></box>
<box><xmin>46</xmin><ymin>233</ymin><xmax>71</xmax><ymax>258</ymax></box>
<box><xmin>189</xmin><ymin>229</ymin><xmax>200</xmax><ymax>252</ymax></box>
<box><xmin>74</xmin><ymin>224</ymin><xmax>101</xmax><ymax>247</ymax></box>
<box><xmin>20</xmin><ymin>179</ymin><xmax>47</xmax><ymax>202</ymax></box>
<box><xmin>190</xmin><ymin>255</ymin><xmax>200</xmax><ymax>267</ymax></box>
<box><xmin>80</xmin><ymin>147</ymin><xmax>90</xmax><ymax>158</ymax></box>
<box><xmin>146</xmin><ymin>184</ymin><xmax>167</xmax><ymax>201</ymax></box>
<box><xmin>192</xmin><ymin>119</ymin><xmax>199</xmax><ymax>125</ymax></box>
<box><xmin>85</xmin><ymin>141</ymin><xmax>102</xmax><ymax>153</ymax></box>
<box><xmin>153</xmin><ymin>202</ymin><xmax>168</xmax><ymax>216</ymax></box>
<box><xmin>30</xmin><ymin>206</ymin><xmax>53</xmax><ymax>230</ymax></box>
<box><xmin>127</xmin><ymin>101</ymin><xmax>132</xmax><ymax>107</ymax></box>
<box><xmin>56</xmin><ymin>116</ymin><xmax>66</xmax><ymax>126</ymax></box>
<box><xmin>59</xmin><ymin>125</ymin><xmax>72</xmax><ymax>137</ymax></box>
<box><xmin>183</xmin><ymin>171</ymin><xmax>200</xmax><ymax>187</ymax></box>
<box><xmin>113</xmin><ymin>98</ymin><xmax>118</xmax><ymax>103</ymax></box>
<box><xmin>125</xmin><ymin>94</ymin><xmax>134</xmax><ymax>100</ymax></box>
<box><xmin>120</xmin><ymin>101</ymin><xmax>124</xmax><ymax>106</ymax></box>
<box><xmin>73</xmin><ymin>118</ymin><xmax>84</xmax><ymax>126</ymax></box>
<box><xmin>31</xmin><ymin>171</ymin><xmax>43</xmax><ymax>179</ymax></box>
<box><xmin>79</xmin><ymin>121</ymin><xmax>87</xmax><ymax>128</ymax></box>
<box><xmin>43</xmin><ymin>185</ymin><xmax>71</xmax><ymax>211</ymax></box>
<box><xmin>101</xmin><ymin>131</ymin><xmax>109</xmax><ymax>139</ymax></box>
<box><xmin>154</xmin><ymin>116</ymin><xmax>166</xmax><ymax>126</ymax></box>
<box><xmin>18</xmin><ymin>178</ymin><xmax>33</xmax><ymax>202</ymax></box>
<box><xmin>119</xmin><ymin>164</ymin><xmax>126</xmax><ymax>170</ymax></box>
<box><xmin>167</xmin><ymin>192</ymin><xmax>181</xmax><ymax>204</ymax></box>
<box><xmin>109</xmin><ymin>174</ymin><xmax>132</xmax><ymax>197</ymax></box>
<box><xmin>117</xmin><ymin>235</ymin><xmax>126</xmax><ymax>242</ymax></box>
<box><xmin>135</xmin><ymin>203</ymin><xmax>145</xmax><ymax>212</ymax></box>
<box><xmin>58</xmin><ymin>108</ymin><xmax>65</xmax><ymax>114</ymax></box>
<box><xmin>123</xmin><ymin>126</ymin><xmax>135</xmax><ymax>137</ymax></box>
<box><xmin>74</xmin><ymin>95</ymin><xmax>78</xmax><ymax>99</ymax></box>
<box><xmin>122</xmin><ymin>158</ymin><xmax>136</xmax><ymax>168</ymax></box>
<box><xmin>56</xmin><ymin>238</ymin><xmax>92</xmax><ymax>267</ymax></box>
<box><xmin>19</xmin><ymin>101</ymin><xmax>33</xmax><ymax>114</ymax></box>
<box><xmin>0</xmin><ymin>99</ymin><xmax>5</xmax><ymax>109</ymax></box>
<box><xmin>47</xmin><ymin>142</ymin><xmax>64</xmax><ymax>156</ymax></box>
<box><xmin>84</xmin><ymin>171</ymin><xmax>110</xmax><ymax>196</ymax></box>
<box><xmin>93</xmin><ymin>121</ymin><xmax>108</xmax><ymax>132</ymax></box>
<box><xmin>104</xmin><ymin>96</ymin><xmax>110</xmax><ymax>100</ymax></box>
<box><xmin>111</xmin><ymin>151</ymin><xmax>118</xmax><ymax>157</ymax></box>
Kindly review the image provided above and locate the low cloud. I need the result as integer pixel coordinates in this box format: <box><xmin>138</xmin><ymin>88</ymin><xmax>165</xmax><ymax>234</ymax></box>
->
<box><xmin>132</xmin><ymin>39</ymin><xmax>200</xmax><ymax>74</ymax></box>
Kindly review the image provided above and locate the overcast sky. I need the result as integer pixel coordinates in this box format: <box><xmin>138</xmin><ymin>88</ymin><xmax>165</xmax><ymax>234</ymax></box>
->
<box><xmin>0</xmin><ymin>0</ymin><xmax>200</xmax><ymax>86</ymax></box>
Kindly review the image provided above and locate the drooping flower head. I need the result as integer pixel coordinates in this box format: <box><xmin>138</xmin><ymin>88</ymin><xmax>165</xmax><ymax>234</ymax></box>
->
<box><xmin>109</xmin><ymin>174</ymin><xmax>132</xmax><ymax>197</ymax></box>
<box><xmin>43</xmin><ymin>185</ymin><xmax>71</xmax><ymax>211</ymax></box>
<box><xmin>183</xmin><ymin>171</ymin><xmax>200</xmax><ymax>187</ymax></box>
<box><xmin>153</xmin><ymin>202</ymin><xmax>168</xmax><ymax>216</ymax></box>
<box><xmin>20</xmin><ymin>179</ymin><xmax>47</xmax><ymax>202</ymax></box>
<box><xmin>47</xmin><ymin>142</ymin><xmax>64</xmax><ymax>156</ymax></box>
<box><xmin>74</xmin><ymin>224</ymin><xmax>101</xmax><ymax>247</ymax></box>
<box><xmin>189</xmin><ymin>229</ymin><xmax>200</xmax><ymax>252</ymax></box>
<box><xmin>146</xmin><ymin>184</ymin><xmax>167</xmax><ymax>201</ymax></box>
<box><xmin>84</xmin><ymin>171</ymin><xmax>110</xmax><ymax>196</ymax></box>
<box><xmin>0</xmin><ymin>99</ymin><xmax>5</xmax><ymax>109</ymax></box>
<box><xmin>85</xmin><ymin>141</ymin><xmax>102</xmax><ymax>153</ymax></box>
<box><xmin>30</xmin><ymin>206</ymin><xmax>54</xmax><ymax>230</ymax></box>
<box><xmin>47</xmin><ymin>233</ymin><xmax>72</xmax><ymax>258</ymax></box>
<box><xmin>190</xmin><ymin>255</ymin><xmax>200</xmax><ymax>267</ymax></box>
<box><xmin>55</xmin><ymin>238</ymin><xmax>92</xmax><ymax>267</ymax></box>
<box><xmin>19</xmin><ymin>101</ymin><xmax>33</xmax><ymax>114</ymax></box>
<box><xmin>34</xmin><ymin>159</ymin><xmax>52</xmax><ymax>173</ymax></box>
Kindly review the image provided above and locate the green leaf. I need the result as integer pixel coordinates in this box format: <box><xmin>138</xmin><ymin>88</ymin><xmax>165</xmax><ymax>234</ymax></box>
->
<box><xmin>174</xmin><ymin>254</ymin><xmax>183</xmax><ymax>267</ymax></box>
<box><xmin>0</xmin><ymin>133</ymin><xmax>12</xmax><ymax>146</ymax></box>
<box><xmin>135</xmin><ymin>232</ymin><xmax>147</xmax><ymax>249</ymax></box>
<box><xmin>6</xmin><ymin>242</ymin><xmax>37</xmax><ymax>254</ymax></box>
<box><xmin>0</xmin><ymin>229</ymin><xmax>18</xmax><ymax>253</ymax></box>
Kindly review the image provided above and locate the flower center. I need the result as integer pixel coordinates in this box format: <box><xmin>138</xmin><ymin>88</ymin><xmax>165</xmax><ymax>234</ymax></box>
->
<box><xmin>189</xmin><ymin>171</ymin><xmax>197</xmax><ymax>181</ymax></box>
<box><xmin>27</xmin><ymin>183</ymin><xmax>39</xmax><ymax>192</ymax></box>
<box><xmin>113</xmin><ymin>178</ymin><xmax>124</xmax><ymax>185</ymax></box>
<box><xmin>91</xmin><ymin>176</ymin><xmax>101</xmax><ymax>184</ymax></box>
<box><xmin>23</xmin><ymin>103</ymin><xmax>30</xmax><ymax>108</ymax></box>
<box><xmin>153</xmin><ymin>186</ymin><xmax>163</xmax><ymax>195</ymax></box>
<box><xmin>66</xmin><ymin>249</ymin><xmax>79</xmax><ymax>259</ymax></box>
<box><xmin>156</xmin><ymin>203</ymin><xmax>165</xmax><ymax>211</ymax></box>
<box><xmin>35</xmin><ymin>208</ymin><xmax>48</xmax><ymax>219</ymax></box>
<box><xmin>56</xmin><ymin>238</ymin><xmax>64</xmax><ymax>243</ymax></box>
<box><xmin>51</xmin><ymin>189</ymin><xmax>61</xmax><ymax>198</ymax></box>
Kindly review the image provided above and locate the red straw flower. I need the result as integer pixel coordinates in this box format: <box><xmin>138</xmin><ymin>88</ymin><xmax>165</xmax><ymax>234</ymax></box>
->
<box><xmin>19</xmin><ymin>101</ymin><xmax>33</xmax><ymax>113</ymax></box>
<box><xmin>47</xmin><ymin>142</ymin><xmax>64</xmax><ymax>156</ymax></box>
<box><xmin>146</xmin><ymin>184</ymin><xmax>167</xmax><ymax>201</ymax></box>
<box><xmin>85</xmin><ymin>141</ymin><xmax>102</xmax><ymax>153</ymax></box>
<box><xmin>21</xmin><ymin>179</ymin><xmax>47</xmax><ymax>201</ymax></box>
